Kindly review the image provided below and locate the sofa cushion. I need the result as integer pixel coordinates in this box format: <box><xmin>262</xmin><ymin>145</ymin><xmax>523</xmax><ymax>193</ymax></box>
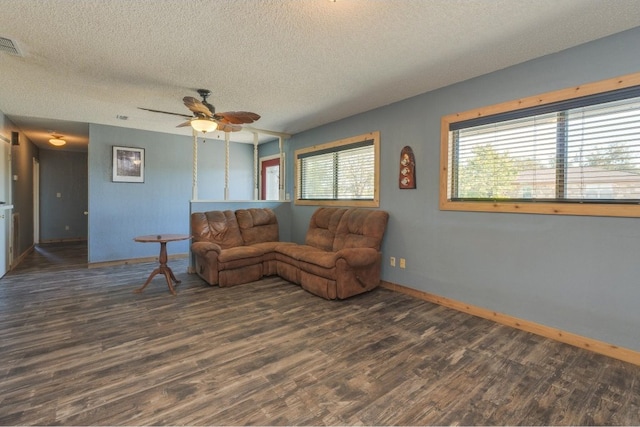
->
<box><xmin>333</xmin><ymin>208</ymin><xmax>389</xmax><ymax>251</ymax></box>
<box><xmin>275</xmin><ymin>243</ymin><xmax>321</xmax><ymax>261</ymax></box>
<box><xmin>236</xmin><ymin>208</ymin><xmax>280</xmax><ymax>244</ymax></box>
<box><xmin>297</xmin><ymin>250</ymin><xmax>338</xmax><ymax>269</ymax></box>
<box><xmin>191</xmin><ymin>210</ymin><xmax>244</xmax><ymax>249</ymax></box>
<box><xmin>217</xmin><ymin>245</ymin><xmax>264</xmax><ymax>263</ymax></box>
<box><xmin>298</xmin><ymin>247</ymin><xmax>380</xmax><ymax>269</ymax></box>
<box><xmin>304</xmin><ymin>208</ymin><xmax>347</xmax><ymax>251</ymax></box>
<box><xmin>250</xmin><ymin>241</ymin><xmax>293</xmax><ymax>253</ymax></box>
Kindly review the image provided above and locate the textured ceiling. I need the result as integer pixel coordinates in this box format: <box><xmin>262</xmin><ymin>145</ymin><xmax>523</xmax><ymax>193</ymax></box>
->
<box><xmin>1</xmin><ymin>0</ymin><xmax>640</xmax><ymax>150</ymax></box>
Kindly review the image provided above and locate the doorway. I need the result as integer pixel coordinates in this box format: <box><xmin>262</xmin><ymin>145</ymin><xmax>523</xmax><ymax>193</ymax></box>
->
<box><xmin>1</xmin><ymin>139</ymin><xmax>11</xmax><ymax>276</ymax></box>
<box><xmin>33</xmin><ymin>157</ymin><xmax>39</xmax><ymax>245</ymax></box>
<box><xmin>260</xmin><ymin>156</ymin><xmax>280</xmax><ymax>200</ymax></box>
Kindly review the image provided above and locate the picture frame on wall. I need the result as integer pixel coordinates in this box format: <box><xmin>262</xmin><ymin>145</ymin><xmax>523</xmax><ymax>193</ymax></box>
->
<box><xmin>112</xmin><ymin>146</ymin><xmax>144</xmax><ymax>183</ymax></box>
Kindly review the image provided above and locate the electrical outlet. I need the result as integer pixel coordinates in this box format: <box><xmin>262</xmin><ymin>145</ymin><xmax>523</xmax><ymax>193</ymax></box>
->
<box><xmin>390</xmin><ymin>256</ymin><xmax>396</xmax><ymax>267</ymax></box>
<box><xmin>400</xmin><ymin>258</ymin><xmax>406</xmax><ymax>269</ymax></box>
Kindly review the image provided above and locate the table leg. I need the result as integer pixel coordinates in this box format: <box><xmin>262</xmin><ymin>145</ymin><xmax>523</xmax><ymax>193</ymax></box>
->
<box><xmin>134</xmin><ymin>267</ymin><xmax>162</xmax><ymax>294</ymax></box>
<box><xmin>134</xmin><ymin>241</ymin><xmax>181</xmax><ymax>296</ymax></box>
<box><xmin>162</xmin><ymin>269</ymin><xmax>178</xmax><ymax>295</ymax></box>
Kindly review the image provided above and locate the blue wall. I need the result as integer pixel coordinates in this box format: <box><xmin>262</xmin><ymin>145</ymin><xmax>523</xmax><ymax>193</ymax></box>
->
<box><xmin>88</xmin><ymin>124</ymin><xmax>254</xmax><ymax>263</ymax></box>
<box><xmin>284</xmin><ymin>27</ymin><xmax>640</xmax><ymax>352</ymax></box>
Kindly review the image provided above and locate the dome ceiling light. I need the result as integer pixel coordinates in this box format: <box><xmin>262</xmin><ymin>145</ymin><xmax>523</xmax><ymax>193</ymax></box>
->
<box><xmin>48</xmin><ymin>133</ymin><xmax>66</xmax><ymax>147</ymax></box>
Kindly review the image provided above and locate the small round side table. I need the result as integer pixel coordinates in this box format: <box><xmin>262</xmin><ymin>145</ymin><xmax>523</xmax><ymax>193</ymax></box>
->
<box><xmin>133</xmin><ymin>234</ymin><xmax>190</xmax><ymax>295</ymax></box>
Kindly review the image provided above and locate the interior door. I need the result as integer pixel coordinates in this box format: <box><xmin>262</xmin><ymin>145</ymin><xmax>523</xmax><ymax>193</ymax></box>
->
<box><xmin>0</xmin><ymin>211</ymin><xmax>6</xmax><ymax>277</ymax></box>
<box><xmin>260</xmin><ymin>157</ymin><xmax>280</xmax><ymax>200</ymax></box>
<box><xmin>33</xmin><ymin>157</ymin><xmax>39</xmax><ymax>245</ymax></box>
<box><xmin>0</xmin><ymin>140</ymin><xmax>11</xmax><ymax>276</ymax></box>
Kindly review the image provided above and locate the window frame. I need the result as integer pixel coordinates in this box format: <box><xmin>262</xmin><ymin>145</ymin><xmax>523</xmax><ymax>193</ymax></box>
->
<box><xmin>295</xmin><ymin>131</ymin><xmax>380</xmax><ymax>207</ymax></box>
<box><xmin>440</xmin><ymin>72</ymin><xmax>640</xmax><ymax>218</ymax></box>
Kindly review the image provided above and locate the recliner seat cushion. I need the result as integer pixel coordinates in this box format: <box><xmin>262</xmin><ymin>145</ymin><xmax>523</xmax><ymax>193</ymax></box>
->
<box><xmin>274</xmin><ymin>243</ymin><xmax>320</xmax><ymax>261</ymax></box>
<box><xmin>217</xmin><ymin>245</ymin><xmax>264</xmax><ymax>263</ymax></box>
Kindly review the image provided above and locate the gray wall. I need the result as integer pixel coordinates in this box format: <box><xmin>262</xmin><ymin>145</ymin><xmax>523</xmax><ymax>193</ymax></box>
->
<box><xmin>2</xmin><ymin>116</ymin><xmax>38</xmax><ymax>260</ymax></box>
<box><xmin>285</xmin><ymin>26</ymin><xmax>640</xmax><ymax>352</ymax></box>
<box><xmin>40</xmin><ymin>150</ymin><xmax>88</xmax><ymax>242</ymax></box>
<box><xmin>87</xmin><ymin>124</ymin><xmax>254</xmax><ymax>263</ymax></box>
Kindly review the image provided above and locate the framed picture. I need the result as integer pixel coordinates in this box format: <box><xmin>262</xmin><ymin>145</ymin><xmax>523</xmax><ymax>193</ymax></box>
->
<box><xmin>112</xmin><ymin>146</ymin><xmax>144</xmax><ymax>183</ymax></box>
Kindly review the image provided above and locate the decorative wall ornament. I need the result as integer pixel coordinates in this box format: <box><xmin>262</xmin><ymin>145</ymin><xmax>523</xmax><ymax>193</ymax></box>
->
<box><xmin>399</xmin><ymin>146</ymin><xmax>416</xmax><ymax>189</ymax></box>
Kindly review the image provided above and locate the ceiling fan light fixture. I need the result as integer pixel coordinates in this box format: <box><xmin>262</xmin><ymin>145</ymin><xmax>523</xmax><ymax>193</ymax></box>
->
<box><xmin>49</xmin><ymin>135</ymin><xmax>66</xmax><ymax>146</ymax></box>
<box><xmin>190</xmin><ymin>118</ymin><xmax>218</xmax><ymax>133</ymax></box>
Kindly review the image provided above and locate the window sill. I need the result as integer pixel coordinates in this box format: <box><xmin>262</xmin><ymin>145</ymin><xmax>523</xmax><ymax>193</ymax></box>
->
<box><xmin>440</xmin><ymin>199</ymin><xmax>640</xmax><ymax>218</ymax></box>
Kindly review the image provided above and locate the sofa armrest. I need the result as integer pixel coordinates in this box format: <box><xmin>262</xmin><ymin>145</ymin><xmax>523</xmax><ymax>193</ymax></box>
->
<box><xmin>191</xmin><ymin>241</ymin><xmax>222</xmax><ymax>257</ymax></box>
<box><xmin>335</xmin><ymin>247</ymin><xmax>379</xmax><ymax>267</ymax></box>
<box><xmin>335</xmin><ymin>248</ymin><xmax>383</xmax><ymax>291</ymax></box>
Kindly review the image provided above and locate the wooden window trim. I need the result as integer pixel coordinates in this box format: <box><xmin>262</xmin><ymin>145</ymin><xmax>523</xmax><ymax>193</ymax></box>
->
<box><xmin>440</xmin><ymin>72</ymin><xmax>640</xmax><ymax>218</ymax></box>
<box><xmin>295</xmin><ymin>131</ymin><xmax>380</xmax><ymax>207</ymax></box>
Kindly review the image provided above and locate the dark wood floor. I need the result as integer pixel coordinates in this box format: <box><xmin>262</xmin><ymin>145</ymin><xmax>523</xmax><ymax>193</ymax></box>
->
<box><xmin>1</xmin><ymin>242</ymin><xmax>639</xmax><ymax>425</ymax></box>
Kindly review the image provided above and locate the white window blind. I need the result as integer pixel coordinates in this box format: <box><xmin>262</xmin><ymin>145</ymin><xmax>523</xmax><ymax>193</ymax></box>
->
<box><xmin>299</xmin><ymin>142</ymin><xmax>375</xmax><ymax>200</ymax></box>
<box><xmin>450</xmin><ymin>90</ymin><xmax>640</xmax><ymax>202</ymax></box>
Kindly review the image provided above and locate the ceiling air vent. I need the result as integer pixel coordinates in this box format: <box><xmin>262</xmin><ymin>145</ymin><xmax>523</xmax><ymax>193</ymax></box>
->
<box><xmin>0</xmin><ymin>36</ymin><xmax>22</xmax><ymax>56</ymax></box>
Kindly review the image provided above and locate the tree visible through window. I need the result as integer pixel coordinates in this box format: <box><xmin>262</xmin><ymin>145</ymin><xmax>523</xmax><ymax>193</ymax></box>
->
<box><xmin>456</xmin><ymin>144</ymin><xmax>519</xmax><ymax>198</ymax></box>
<box><xmin>441</xmin><ymin>72</ymin><xmax>640</xmax><ymax>217</ymax></box>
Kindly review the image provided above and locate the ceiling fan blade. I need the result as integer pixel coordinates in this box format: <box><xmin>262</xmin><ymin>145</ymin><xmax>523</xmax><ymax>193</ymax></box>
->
<box><xmin>215</xmin><ymin>111</ymin><xmax>261</xmax><ymax>125</ymax></box>
<box><xmin>215</xmin><ymin>122</ymin><xmax>243</xmax><ymax>132</ymax></box>
<box><xmin>138</xmin><ymin>107</ymin><xmax>192</xmax><ymax>118</ymax></box>
<box><xmin>183</xmin><ymin>96</ymin><xmax>213</xmax><ymax>118</ymax></box>
<box><xmin>176</xmin><ymin>120</ymin><xmax>192</xmax><ymax>128</ymax></box>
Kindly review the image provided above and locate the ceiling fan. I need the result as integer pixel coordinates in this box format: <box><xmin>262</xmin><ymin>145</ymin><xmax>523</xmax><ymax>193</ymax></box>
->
<box><xmin>139</xmin><ymin>89</ymin><xmax>260</xmax><ymax>133</ymax></box>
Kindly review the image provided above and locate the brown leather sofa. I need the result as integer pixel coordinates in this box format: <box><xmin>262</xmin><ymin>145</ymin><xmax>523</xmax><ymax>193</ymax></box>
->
<box><xmin>191</xmin><ymin>208</ymin><xmax>286</xmax><ymax>287</ymax></box>
<box><xmin>275</xmin><ymin>208</ymin><xmax>389</xmax><ymax>299</ymax></box>
<box><xmin>190</xmin><ymin>207</ymin><xmax>389</xmax><ymax>299</ymax></box>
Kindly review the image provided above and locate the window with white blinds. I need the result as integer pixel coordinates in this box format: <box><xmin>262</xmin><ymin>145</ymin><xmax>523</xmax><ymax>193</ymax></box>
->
<box><xmin>295</xmin><ymin>131</ymin><xmax>380</xmax><ymax>207</ymax></box>
<box><xmin>440</xmin><ymin>73</ymin><xmax>640</xmax><ymax>217</ymax></box>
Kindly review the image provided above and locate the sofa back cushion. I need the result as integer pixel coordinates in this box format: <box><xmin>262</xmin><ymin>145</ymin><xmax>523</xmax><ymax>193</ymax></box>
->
<box><xmin>305</xmin><ymin>208</ymin><xmax>347</xmax><ymax>251</ymax></box>
<box><xmin>333</xmin><ymin>208</ymin><xmax>389</xmax><ymax>251</ymax></box>
<box><xmin>236</xmin><ymin>208</ymin><xmax>279</xmax><ymax>244</ymax></box>
<box><xmin>191</xmin><ymin>210</ymin><xmax>244</xmax><ymax>249</ymax></box>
